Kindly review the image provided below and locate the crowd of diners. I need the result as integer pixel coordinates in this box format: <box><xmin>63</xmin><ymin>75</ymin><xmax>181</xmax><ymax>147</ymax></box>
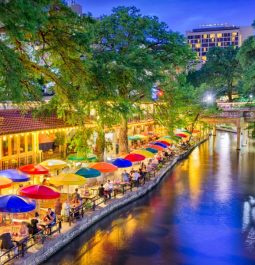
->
<box><xmin>0</xmin><ymin>136</ymin><xmax>197</xmax><ymax>262</ymax></box>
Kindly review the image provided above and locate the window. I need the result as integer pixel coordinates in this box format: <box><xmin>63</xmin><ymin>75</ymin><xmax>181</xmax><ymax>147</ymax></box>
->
<box><xmin>218</xmin><ymin>42</ymin><xmax>221</xmax><ymax>47</ymax></box>
<box><xmin>27</xmin><ymin>134</ymin><xmax>32</xmax><ymax>152</ymax></box>
<box><xmin>217</xmin><ymin>33</ymin><xmax>222</xmax><ymax>38</ymax></box>
<box><xmin>20</xmin><ymin>135</ymin><xmax>25</xmax><ymax>153</ymax></box>
<box><xmin>203</xmin><ymin>47</ymin><xmax>207</xmax><ymax>52</ymax></box>
<box><xmin>195</xmin><ymin>43</ymin><xmax>201</xmax><ymax>48</ymax></box>
<box><xmin>11</xmin><ymin>136</ymin><xmax>17</xmax><ymax>155</ymax></box>
<box><xmin>210</xmin><ymin>33</ymin><xmax>215</xmax><ymax>38</ymax></box>
<box><xmin>2</xmin><ymin>137</ymin><xmax>8</xmax><ymax>157</ymax></box>
<box><xmin>202</xmin><ymin>56</ymin><xmax>207</xmax><ymax>61</ymax></box>
<box><xmin>232</xmin><ymin>32</ymin><xmax>237</xmax><ymax>36</ymax></box>
<box><xmin>203</xmin><ymin>34</ymin><xmax>208</xmax><ymax>39</ymax></box>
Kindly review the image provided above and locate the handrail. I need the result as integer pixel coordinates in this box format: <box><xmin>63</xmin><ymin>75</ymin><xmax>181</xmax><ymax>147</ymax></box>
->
<box><xmin>0</xmin><ymin>221</ymin><xmax>61</xmax><ymax>264</ymax></box>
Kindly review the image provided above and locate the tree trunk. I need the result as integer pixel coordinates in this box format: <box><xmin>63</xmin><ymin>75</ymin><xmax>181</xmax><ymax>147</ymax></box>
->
<box><xmin>188</xmin><ymin>113</ymin><xmax>200</xmax><ymax>143</ymax></box>
<box><xmin>227</xmin><ymin>86</ymin><xmax>233</xmax><ymax>102</ymax></box>
<box><xmin>119</xmin><ymin>117</ymin><xmax>129</xmax><ymax>154</ymax></box>
<box><xmin>94</xmin><ymin>129</ymin><xmax>105</xmax><ymax>161</ymax></box>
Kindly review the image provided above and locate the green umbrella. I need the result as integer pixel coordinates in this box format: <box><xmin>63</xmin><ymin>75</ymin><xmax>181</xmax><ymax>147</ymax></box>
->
<box><xmin>67</xmin><ymin>154</ymin><xmax>86</xmax><ymax>162</ymax></box>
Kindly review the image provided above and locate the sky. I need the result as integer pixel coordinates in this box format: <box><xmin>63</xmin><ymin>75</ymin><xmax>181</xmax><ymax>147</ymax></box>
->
<box><xmin>75</xmin><ymin>0</ymin><xmax>255</xmax><ymax>34</ymax></box>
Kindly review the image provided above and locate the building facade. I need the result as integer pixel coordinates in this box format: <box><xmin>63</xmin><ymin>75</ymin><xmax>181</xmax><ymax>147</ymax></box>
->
<box><xmin>186</xmin><ymin>24</ymin><xmax>254</xmax><ymax>62</ymax></box>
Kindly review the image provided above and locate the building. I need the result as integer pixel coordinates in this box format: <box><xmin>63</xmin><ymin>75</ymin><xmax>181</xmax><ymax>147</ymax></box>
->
<box><xmin>0</xmin><ymin>103</ymin><xmax>157</xmax><ymax>170</ymax></box>
<box><xmin>186</xmin><ymin>24</ymin><xmax>254</xmax><ymax>63</ymax></box>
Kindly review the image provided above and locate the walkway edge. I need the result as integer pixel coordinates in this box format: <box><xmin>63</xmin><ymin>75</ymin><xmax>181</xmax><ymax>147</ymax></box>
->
<box><xmin>16</xmin><ymin>139</ymin><xmax>208</xmax><ymax>265</ymax></box>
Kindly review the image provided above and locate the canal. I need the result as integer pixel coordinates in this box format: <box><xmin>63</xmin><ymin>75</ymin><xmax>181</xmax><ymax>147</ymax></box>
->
<box><xmin>46</xmin><ymin>132</ymin><xmax>255</xmax><ymax>265</ymax></box>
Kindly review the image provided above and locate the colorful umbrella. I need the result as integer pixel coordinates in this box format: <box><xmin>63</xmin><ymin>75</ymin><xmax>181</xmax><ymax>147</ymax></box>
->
<box><xmin>147</xmin><ymin>144</ymin><xmax>165</xmax><ymax>151</ymax></box>
<box><xmin>124</xmin><ymin>154</ymin><xmax>145</xmax><ymax>162</ymax></box>
<box><xmin>19</xmin><ymin>185</ymin><xmax>60</xmax><ymax>200</ymax></box>
<box><xmin>175</xmin><ymin>133</ymin><xmax>188</xmax><ymax>138</ymax></box>
<box><xmin>151</xmin><ymin>142</ymin><xmax>168</xmax><ymax>148</ymax></box>
<box><xmin>0</xmin><ymin>195</ymin><xmax>36</xmax><ymax>213</ymax></box>
<box><xmin>49</xmin><ymin>173</ymin><xmax>86</xmax><ymax>186</ymax></box>
<box><xmin>192</xmin><ymin>129</ymin><xmax>200</xmax><ymax>133</ymax></box>
<box><xmin>112</xmin><ymin>158</ymin><xmax>132</xmax><ymax>168</ymax></box>
<box><xmin>67</xmin><ymin>154</ymin><xmax>86</xmax><ymax>162</ymax></box>
<box><xmin>181</xmin><ymin>129</ymin><xmax>192</xmax><ymax>134</ymax></box>
<box><xmin>158</xmin><ymin>138</ymin><xmax>174</xmax><ymax>144</ymax></box>
<box><xmin>0</xmin><ymin>177</ymin><xmax>13</xmax><ymax>189</ymax></box>
<box><xmin>90</xmin><ymin>162</ymin><xmax>118</xmax><ymax>173</ymax></box>
<box><xmin>0</xmin><ymin>169</ymin><xmax>30</xmax><ymax>182</ymax></box>
<box><xmin>131</xmin><ymin>149</ymin><xmax>154</xmax><ymax>158</ymax></box>
<box><xmin>75</xmin><ymin>168</ymin><xmax>101</xmax><ymax>178</ymax></box>
<box><xmin>145</xmin><ymin>147</ymin><xmax>158</xmax><ymax>154</ymax></box>
<box><xmin>128</xmin><ymin>135</ymin><xmax>140</xmax><ymax>141</ymax></box>
<box><xmin>19</xmin><ymin>164</ymin><xmax>49</xmax><ymax>175</ymax></box>
<box><xmin>86</xmin><ymin>154</ymin><xmax>97</xmax><ymax>162</ymax></box>
<box><xmin>40</xmin><ymin>159</ymin><xmax>67</xmax><ymax>170</ymax></box>
<box><xmin>155</xmin><ymin>140</ymin><xmax>171</xmax><ymax>146</ymax></box>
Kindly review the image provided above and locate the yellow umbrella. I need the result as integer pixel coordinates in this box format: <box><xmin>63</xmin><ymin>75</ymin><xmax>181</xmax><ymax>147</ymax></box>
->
<box><xmin>131</xmin><ymin>149</ymin><xmax>154</xmax><ymax>158</ymax></box>
<box><xmin>40</xmin><ymin>159</ymin><xmax>67</xmax><ymax>171</ymax></box>
<box><xmin>49</xmin><ymin>173</ymin><xmax>86</xmax><ymax>186</ymax></box>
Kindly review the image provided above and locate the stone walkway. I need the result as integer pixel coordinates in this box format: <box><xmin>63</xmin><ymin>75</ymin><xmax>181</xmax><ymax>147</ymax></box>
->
<box><xmin>13</xmin><ymin>140</ymin><xmax>206</xmax><ymax>265</ymax></box>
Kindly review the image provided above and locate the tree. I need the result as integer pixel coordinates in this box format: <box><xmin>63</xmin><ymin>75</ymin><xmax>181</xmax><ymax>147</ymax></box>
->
<box><xmin>92</xmin><ymin>6</ymin><xmax>193</xmax><ymax>154</ymax></box>
<box><xmin>0</xmin><ymin>0</ymin><xmax>94</xmax><ymax>102</ymax></box>
<box><xmin>191</xmin><ymin>46</ymin><xmax>241</xmax><ymax>102</ymax></box>
<box><xmin>237</xmin><ymin>35</ymin><xmax>255</xmax><ymax>95</ymax></box>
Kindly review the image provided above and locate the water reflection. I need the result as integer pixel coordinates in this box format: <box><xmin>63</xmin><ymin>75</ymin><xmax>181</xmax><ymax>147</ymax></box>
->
<box><xmin>46</xmin><ymin>132</ymin><xmax>255</xmax><ymax>265</ymax></box>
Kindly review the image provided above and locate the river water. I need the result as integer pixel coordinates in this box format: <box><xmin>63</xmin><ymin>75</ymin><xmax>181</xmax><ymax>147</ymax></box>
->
<box><xmin>46</xmin><ymin>132</ymin><xmax>255</xmax><ymax>265</ymax></box>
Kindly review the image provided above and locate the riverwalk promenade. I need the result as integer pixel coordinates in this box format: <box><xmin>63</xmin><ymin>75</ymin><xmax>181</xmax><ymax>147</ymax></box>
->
<box><xmin>11</xmin><ymin>138</ymin><xmax>207</xmax><ymax>265</ymax></box>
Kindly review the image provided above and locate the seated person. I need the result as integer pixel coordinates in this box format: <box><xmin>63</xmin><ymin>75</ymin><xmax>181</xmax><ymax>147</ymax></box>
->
<box><xmin>61</xmin><ymin>200</ymin><xmax>71</xmax><ymax>220</ymax></box>
<box><xmin>0</xmin><ymin>229</ymin><xmax>15</xmax><ymax>250</ymax></box>
<box><xmin>71</xmin><ymin>198</ymin><xmax>81</xmax><ymax>219</ymax></box>
<box><xmin>19</xmin><ymin>221</ymin><xmax>29</xmax><ymax>237</ymax></box>
<box><xmin>30</xmin><ymin>212</ymin><xmax>41</xmax><ymax>235</ymax></box>
<box><xmin>121</xmin><ymin>170</ymin><xmax>130</xmax><ymax>183</ymax></box>
<box><xmin>72</xmin><ymin>188</ymin><xmax>81</xmax><ymax>201</ymax></box>
<box><xmin>98</xmin><ymin>184</ymin><xmax>106</xmax><ymax>199</ymax></box>
<box><xmin>44</xmin><ymin>208</ymin><xmax>56</xmax><ymax>227</ymax></box>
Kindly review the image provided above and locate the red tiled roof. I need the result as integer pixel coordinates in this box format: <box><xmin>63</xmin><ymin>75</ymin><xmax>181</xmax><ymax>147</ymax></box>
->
<box><xmin>0</xmin><ymin>109</ymin><xmax>71</xmax><ymax>135</ymax></box>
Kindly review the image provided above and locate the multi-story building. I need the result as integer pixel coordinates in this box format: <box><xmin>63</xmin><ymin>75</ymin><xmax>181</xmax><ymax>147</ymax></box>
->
<box><xmin>186</xmin><ymin>24</ymin><xmax>254</xmax><ymax>63</ymax></box>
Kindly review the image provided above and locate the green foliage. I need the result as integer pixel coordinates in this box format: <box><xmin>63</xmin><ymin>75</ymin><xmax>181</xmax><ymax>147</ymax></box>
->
<box><xmin>0</xmin><ymin>0</ymin><xmax>94</xmax><ymax>102</ymax></box>
<box><xmin>189</xmin><ymin>46</ymin><xmax>241</xmax><ymax>101</ymax></box>
<box><xmin>237</xmin><ymin>36</ymin><xmax>255</xmax><ymax>95</ymax></box>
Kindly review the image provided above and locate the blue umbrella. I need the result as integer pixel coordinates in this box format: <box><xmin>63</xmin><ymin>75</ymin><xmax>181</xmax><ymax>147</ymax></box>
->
<box><xmin>151</xmin><ymin>142</ymin><xmax>168</xmax><ymax>148</ymax></box>
<box><xmin>75</xmin><ymin>168</ymin><xmax>101</xmax><ymax>178</ymax></box>
<box><xmin>112</xmin><ymin>158</ymin><xmax>132</xmax><ymax>168</ymax></box>
<box><xmin>0</xmin><ymin>195</ymin><xmax>36</xmax><ymax>213</ymax></box>
<box><xmin>145</xmin><ymin>147</ymin><xmax>158</xmax><ymax>154</ymax></box>
<box><xmin>0</xmin><ymin>169</ymin><xmax>30</xmax><ymax>182</ymax></box>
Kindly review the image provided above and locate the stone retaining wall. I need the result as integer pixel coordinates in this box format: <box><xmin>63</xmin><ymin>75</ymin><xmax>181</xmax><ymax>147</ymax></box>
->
<box><xmin>15</xmin><ymin>139</ymin><xmax>207</xmax><ymax>265</ymax></box>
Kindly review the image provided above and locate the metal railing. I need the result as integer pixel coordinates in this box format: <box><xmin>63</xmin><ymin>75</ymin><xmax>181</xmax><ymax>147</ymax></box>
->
<box><xmin>0</xmin><ymin>221</ymin><xmax>61</xmax><ymax>264</ymax></box>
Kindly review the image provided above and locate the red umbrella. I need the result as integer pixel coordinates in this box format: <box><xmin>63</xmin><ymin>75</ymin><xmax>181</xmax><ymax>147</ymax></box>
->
<box><xmin>90</xmin><ymin>162</ymin><xmax>118</xmax><ymax>173</ymax></box>
<box><xmin>155</xmin><ymin>140</ymin><xmax>171</xmax><ymax>146</ymax></box>
<box><xmin>19</xmin><ymin>185</ymin><xmax>60</xmax><ymax>199</ymax></box>
<box><xmin>125</xmin><ymin>154</ymin><xmax>146</xmax><ymax>162</ymax></box>
<box><xmin>175</xmin><ymin>133</ymin><xmax>188</xmax><ymax>138</ymax></box>
<box><xmin>19</xmin><ymin>164</ymin><xmax>49</xmax><ymax>175</ymax></box>
<box><xmin>147</xmin><ymin>144</ymin><xmax>164</xmax><ymax>151</ymax></box>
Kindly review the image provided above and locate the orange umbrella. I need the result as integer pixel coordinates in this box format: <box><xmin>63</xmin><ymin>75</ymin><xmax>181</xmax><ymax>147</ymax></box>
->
<box><xmin>0</xmin><ymin>177</ymin><xmax>13</xmax><ymax>189</ymax></box>
<box><xmin>90</xmin><ymin>162</ymin><xmax>118</xmax><ymax>173</ymax></box>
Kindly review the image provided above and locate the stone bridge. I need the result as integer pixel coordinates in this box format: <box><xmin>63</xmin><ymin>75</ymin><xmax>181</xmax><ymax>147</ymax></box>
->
<box><xmin>201</xmin><ymin>102</ymin><xmax>255</xmax><ymax>150</ymax></box>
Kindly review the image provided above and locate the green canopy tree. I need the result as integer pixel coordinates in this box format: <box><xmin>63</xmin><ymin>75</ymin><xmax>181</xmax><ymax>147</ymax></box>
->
<box><xmin>92</xmin><ymin>6</ymin><xmax>193</xmax><ymax>154</ymax></box>
<box><xmin>190</xmin><ymin>46</ymin><xmax>241</xmax><ymax>102</ymax></box>
<box><xmin>0</xmin><ymin>0</ymin><xmax>94</xmax><ymax>102</ymax></box>
<box><xmin>237</xmin><ymin>34</ymin><xmax>255</xmax><ymax>95</ymax></box>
